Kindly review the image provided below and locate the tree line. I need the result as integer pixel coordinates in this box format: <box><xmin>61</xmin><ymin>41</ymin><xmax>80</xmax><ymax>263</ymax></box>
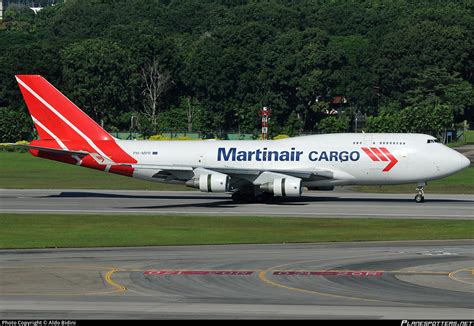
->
<box><xmin>0</xmin><ymin>0</ymin><xmax>472</xmax><ymax>141</ymax></box>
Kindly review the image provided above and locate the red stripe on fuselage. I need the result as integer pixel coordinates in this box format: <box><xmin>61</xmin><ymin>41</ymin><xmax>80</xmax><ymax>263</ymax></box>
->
<box><xmin>370</xmin><ymin>147</ymin><xmax>388</xmax><ymax>161</ymax></box>
<box><xmin>361</xmin><ymin>147</ymin><xmax>379</xmax><ymax>161</ymax></box>
<box><xmin>379</xmin><ymin>147</ymin><xmax>399</xmax><ymax>172</ymax></box>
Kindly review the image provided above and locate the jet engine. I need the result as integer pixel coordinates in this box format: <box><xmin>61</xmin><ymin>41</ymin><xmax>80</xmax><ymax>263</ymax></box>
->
<box><xmin>186</xmin><ymin>173</ymin><xmax>230</xmax><ymax>192</ymax></box>
<box><xmin>260</xmin><ymin>177</ymin><xmax>303</xmax><ymax>197</ymax></box>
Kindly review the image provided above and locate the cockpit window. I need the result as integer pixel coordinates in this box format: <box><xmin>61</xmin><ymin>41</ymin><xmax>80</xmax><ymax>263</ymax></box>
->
<box><xmin>427</xmin><ymin>139</ymin><xmax>440</xmax><ymax>143</ymax></box>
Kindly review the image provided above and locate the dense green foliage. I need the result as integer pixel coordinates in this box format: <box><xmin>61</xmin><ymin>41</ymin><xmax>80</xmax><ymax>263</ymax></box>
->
<box><xmin>0</xmin><ymin>0</ymin><xmax>472</xmax><ymax>141</ymax></box>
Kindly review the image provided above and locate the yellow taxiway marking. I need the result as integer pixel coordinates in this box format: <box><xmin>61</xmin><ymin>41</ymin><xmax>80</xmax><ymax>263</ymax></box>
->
<box><xmin>448</xmin><ymin>268</ymin><xmax>474</xmax><ymax>286</ymax></box>
<box><xmin>257</xmin><ymin>270</ymin><xmax>381</xmax><ymax>302</ymax></box>
<box><xmin>253</xmin><ymin>252</ymin><xmax>461</xmax><ymax>307</ymax></box>
<box><xmin>256</xmin><ymin>255</ymin><xmax>391</xmax><ymax>303</ymax></box>
<box><xmin>104</xmin><ymin>268</ymin><xmax>127</xmax><ymax>293</ymax></box>
<box><xmin>1</xmin><ymin>261</ymin><xmax>466</xmax><ymax>298</ymax></box>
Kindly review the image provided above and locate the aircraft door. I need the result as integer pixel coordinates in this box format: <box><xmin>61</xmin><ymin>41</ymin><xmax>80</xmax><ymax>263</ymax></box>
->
<box><xmin>363</xmin><ymin>134</ymin><xmax>373</xmax><ymax>146</ymax></box>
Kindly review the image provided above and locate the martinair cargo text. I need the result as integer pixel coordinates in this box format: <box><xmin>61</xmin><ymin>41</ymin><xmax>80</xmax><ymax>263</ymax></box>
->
<box><xmin>8</xmin><ymin>75</ymin><xmax>470</xmax><ymax>203</ymax></box>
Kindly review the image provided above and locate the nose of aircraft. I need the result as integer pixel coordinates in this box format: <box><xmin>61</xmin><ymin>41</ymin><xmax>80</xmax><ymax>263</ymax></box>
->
<box><xmin>435</xmin><ymin>147</ymin><xmax>471</xmax><ymax>177</ymax></box>
<box><xmin>450</xmin><ymin>150</ymin><xmax>471</xmax><ymax>172</ymax></box>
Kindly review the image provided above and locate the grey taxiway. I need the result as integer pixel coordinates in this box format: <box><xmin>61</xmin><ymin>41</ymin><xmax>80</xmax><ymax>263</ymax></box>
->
<box><xmin>0</xmin><ymin>241</ymin><xmax>473</xmax><ymax>319</ymax></box>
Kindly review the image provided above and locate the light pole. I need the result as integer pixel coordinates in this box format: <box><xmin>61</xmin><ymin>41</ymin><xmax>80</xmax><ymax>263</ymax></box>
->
<box><xmin>354</xmin><ymin>111</ymin><xmax>363</xmax><ymax>133</ymax></box>
<box><xmin>259</xmin><ymin>106</ymin><xmax>271</xmax><ymax>140</ymax></box>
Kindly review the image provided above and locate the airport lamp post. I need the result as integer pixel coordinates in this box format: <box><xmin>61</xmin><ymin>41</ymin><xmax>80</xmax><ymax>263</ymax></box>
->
<box><xmin>354</xmin><ymin>111</ymin><xmax>363</xmax><ymax>133</ymax></box>
<box><xmin>260</xmin><ymin>106</ymin><xmax>271</xmax><ymax>140</ymax></box>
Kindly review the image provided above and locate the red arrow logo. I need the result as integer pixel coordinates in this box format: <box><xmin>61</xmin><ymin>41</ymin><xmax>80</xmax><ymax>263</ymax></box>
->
<box><xmin>361</xmin><ymin>147</ymin><xmax>398</xmax><ymax>172</ymax></box>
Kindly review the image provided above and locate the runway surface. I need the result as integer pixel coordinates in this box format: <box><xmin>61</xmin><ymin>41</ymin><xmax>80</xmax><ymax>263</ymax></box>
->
<box><xmin>1</xmin><ymin>189</ymin><xmax>473</xmax><ymax>219</ymax></box>
<box><xmin>0</xmin><ymin>241</ymin><xmax>473</xmax><ymax>319</ymax></box>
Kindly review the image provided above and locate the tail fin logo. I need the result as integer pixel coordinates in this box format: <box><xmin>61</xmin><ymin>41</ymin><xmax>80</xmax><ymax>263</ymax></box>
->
<box><xmin>361</xmin><ymin>147</ymin><xmax>398</xmax><ymax>172</ymax></box>
<box><xmin>15</xmin><ymin>75</ymin><xmax>137</xmax><ymax>169</ymax></box>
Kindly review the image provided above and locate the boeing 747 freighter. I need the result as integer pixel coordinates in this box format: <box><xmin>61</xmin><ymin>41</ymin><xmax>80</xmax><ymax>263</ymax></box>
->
<box><xmin>8</xmin><ymin>75</ymin><xmax>470</xmax><ymax>203</ymax></box>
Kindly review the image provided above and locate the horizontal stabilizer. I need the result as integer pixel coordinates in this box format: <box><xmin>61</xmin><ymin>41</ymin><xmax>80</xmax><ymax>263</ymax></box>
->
<box><xmin>1</xmin><ymin>143</ymin><xmax>117</xmax><ymax>166</ymax></box>
<box><xmin>0</xmin><ymin>143</ymin><xmax>89</xmax><ymax>157</ymax></box>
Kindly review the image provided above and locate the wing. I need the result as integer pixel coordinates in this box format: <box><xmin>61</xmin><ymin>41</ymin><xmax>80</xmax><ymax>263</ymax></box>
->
<box><xmin>118</xmin><ymin>162</ymin><xmax>345</xmax><ymax>189</ymax></box>
<box><xmin>212</xmin><ymin>167</ymin><xmax>335</xmax><ymax>180</ymax></box>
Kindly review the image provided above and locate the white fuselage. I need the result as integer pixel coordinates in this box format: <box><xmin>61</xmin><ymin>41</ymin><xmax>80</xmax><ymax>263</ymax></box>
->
<box><xmin>16</xmin><ymin>75</ymin><xmax>470</xmax><ymax>200</ymax></box>
<box><xmin>117</xmin><ymin>133</ymin><xmax>470</xmax><ymax>187</ymax></box>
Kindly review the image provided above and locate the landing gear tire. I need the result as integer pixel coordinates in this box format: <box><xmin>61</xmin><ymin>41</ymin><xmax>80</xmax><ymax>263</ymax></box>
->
<box><xmin>231</xmin><ymin>192</ymin><xmax>244</xmax><ymax>203</ymax></box>
<box><xmin>258</xmin><ymin>192</ymin><xmax>276</xmax><ymax>203</ymax></box>
<box><xmin>414</xmin><ymin>194</ymin><xmax>424</xmax><ymax>203</ymax></box>
<box><xmin>232</xmin><ymin>191</ymin><xmax>276</xmax><ymax>203</ymax></box>
<box><xmin>414</xmin><ymin>183</ymin><xmax>425</xmax><ymax>203</ymax></box>
<box><xmin>231</xmin><ymin>191</ymin><xmax>256</xmax><ymax>203</ymax></box>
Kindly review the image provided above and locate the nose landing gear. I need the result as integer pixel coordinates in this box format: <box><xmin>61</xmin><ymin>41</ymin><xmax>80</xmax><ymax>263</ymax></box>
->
<box><xmin>415</xmin><ymin>182</ymin><xmax>426</xmax><ymax>203</ymax></box>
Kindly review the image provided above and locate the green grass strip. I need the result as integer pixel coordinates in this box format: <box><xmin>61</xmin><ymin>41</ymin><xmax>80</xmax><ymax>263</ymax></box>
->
<box><xmin>0</xmin><ymin>214</ymin><xmax>472</xmax><ymax>249</ymax></box>
<box><xmin>0</xmin><ymin>151</ymin><xmax>188</xmax><ymax>190</ymax></box>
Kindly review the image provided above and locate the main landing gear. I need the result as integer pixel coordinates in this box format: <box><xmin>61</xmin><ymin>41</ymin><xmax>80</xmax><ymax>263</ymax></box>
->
<box><xmin>231</xmin><ymin>190</ymin><xmax>276</xmax><ymax>203</ymax></box>
<box><xmin>414</xmin><ymin>182</ymin><xmax>426</xmax><ymax>203</ymax></box>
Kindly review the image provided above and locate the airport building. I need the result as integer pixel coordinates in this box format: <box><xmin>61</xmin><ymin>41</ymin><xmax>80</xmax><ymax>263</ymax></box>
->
<box><xmin>1</xmin><ymin>0</ymin><xmax>61</xmax><ymax>20</ymax></box>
